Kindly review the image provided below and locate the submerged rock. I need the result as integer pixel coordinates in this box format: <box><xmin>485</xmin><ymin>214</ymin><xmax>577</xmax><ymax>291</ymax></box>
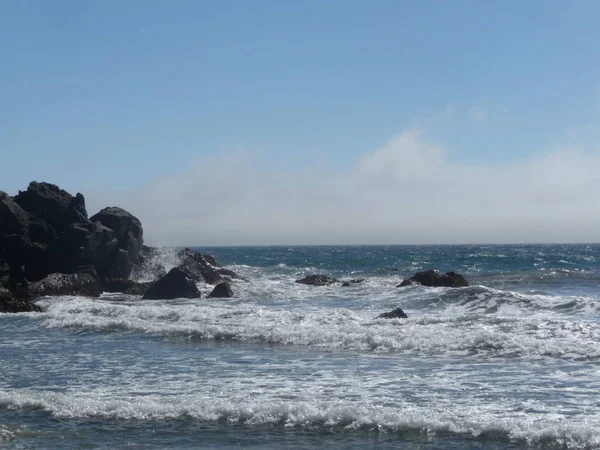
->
<box><xmin>295</xmin><ymin>275</ymin><xmax>339</xmax><ymax>286</ymax></box>
<box><xmin>398</xmin><ymin>269</ymin><xmax>468</xmax><ymax>288</ymax></box>
<box><xmin>142</xmin><ymin>268</ymin><xmax>200</xmax><ymax>300</ymax></box>
<box><xmin>341</xmin><ymin>278</ymin><xmax>365</xmax><ymax>287</ymax></box>
<box><xmin>377</xmin><ymin>307</ymin><xmax>408</xmax><ymax>319</ymax></box>
<box><xmin>208</xmin><ymin>281</ymin><xmax>233</xmax><ymax>298</ymax></box>
<box><xmin>0</xmin><ymin>287</ymin><xmax>41</xmax><ymax>313</ymax></box>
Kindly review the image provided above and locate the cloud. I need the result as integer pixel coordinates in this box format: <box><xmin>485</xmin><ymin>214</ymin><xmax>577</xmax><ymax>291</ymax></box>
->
<box><xmin>85</xmin><ymin>130</ymin><xmax>600</xmax><ymax>245</ymax></box>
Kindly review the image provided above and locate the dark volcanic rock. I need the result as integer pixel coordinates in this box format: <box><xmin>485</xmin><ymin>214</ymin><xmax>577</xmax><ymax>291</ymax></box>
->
<box><xmin>131</xmin><ymin>245</ymin><xmax>167</xmax><ymax>282</ymax></box>
<box><xmin>90</xmin><ymin>207</ymin><xmax>143</xmax><ymax>279</ymax></box>
<box><xmin>142</xmin><ymin>268</ymin><xmax>200</xmax><ymax>300</ymax></box>
<box><xmin>177</xmin><ymin>248</ymin><xmax>230</xmax><ymax>284</ymax></box>
<box><xmin>295</xmin><ymin>274</ymin><xmax>339</xmax><ymax>286</ymax></box>
<box><xmin>45</xmin><ymin>221</ymin><xmax>118</xmax><ymax>277</ymax></box>
<box><xmin>0</xmin><ymin>287</ymin><xmax>41</xmax><ymax>313</ymax></box>
<box><xmin>377</xmin><ymin>307</ymin><xmax>408</xmax><ymax>319</ymax></box>
<box><xmin>2</xmin><ymin>182</ymin><xmax>146</xmax><ymax>284</ymax></box>
<box><xmin>0</xmin><ymin>191</ymin><xmax>29</xmax><ymax>235</ymax></box>
<box><xmin>101</xmin><ymin>278</ymin><xmax>152</xmax><ymax>295</ymax></box>
<box><xmin>0</xmin><ymin>192</ymin><xmax>48</xmax><ymax>270</ymax></box>
<box><xmin>341</xmin><ymin>279</ymin><xmax>365</xmax><ymax>287</ymax></box>
<box><xmin>398</xmin><ymin>269</ymin><xmax>468</xmax><ymax>288</ymax></box>
<box><xmin>13</xmin><ymin>182</ymin><xmax>87</xmax><ymax>235</ymax></box>
<box><xmin>28</xmin><ymin>271</ymin><xmax>102</xmax><ymax>297</ymax></box>
<box><xmin>208</xmin><ymin>281</ymin><xmax>233</xmax><ymax>298</ymax></box>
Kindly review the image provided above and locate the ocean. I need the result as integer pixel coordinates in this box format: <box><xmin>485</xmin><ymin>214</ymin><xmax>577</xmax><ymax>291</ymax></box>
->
<box><xmin>2</xmin><ymin>244</ymin><xmax>600</xmax><ymax>449</ymax></box>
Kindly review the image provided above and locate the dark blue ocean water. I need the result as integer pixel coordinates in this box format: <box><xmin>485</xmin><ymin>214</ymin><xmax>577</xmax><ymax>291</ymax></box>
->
<box><xmin>2</xmin><ymin>245</ymin><xmax>600</xmax><ymax>449</ymax></box>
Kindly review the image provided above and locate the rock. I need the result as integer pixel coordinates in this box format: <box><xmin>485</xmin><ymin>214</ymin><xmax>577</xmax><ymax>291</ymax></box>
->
<box><xmin>101</xmin><ymin>278</ymin><xmax>152</xmax><ymax>295</ymax></box>
<box><xmin>0</xmin><ymin>192</ymin><xmax>48</xmax><ymax>270</ymax></box>
<box><xmin>0</xmin><ymin>287</ymin><xmax>41</xmax><ymax>313</ymax></box>
<box><xmin>176</xmin><ymin>248</ymin><xmax>229</xmax><ymax>284</ymax></box>
<box><xmin>216</xmin><ymin>268</ymin><xmax>245</xmax><ymax>281</ymax></box>
<box><xmin>295</xmin><ymin>274</ymin><xmax>339</xmax><ymax>286</ymax></box>
<box><xmin>27</xmin><ymin>271</ymin><xmax>102</xmax><ymax>297</ymax></box>
<box><xmin>208</xmin><ymin>281</ymin><xmax>233</xmax><ymax>298</ymax></box>
<box><xmin>131</xmin><ymin>245</ymin><xmax>167</xmax><ymax>282</ymax></box>
<box><xmin>0</xmin><ymin>191</ymin><xmax>29</xmax><ymax>235</ymax></box>
<box><xmin>341</xmin><ymin>278</ymin><xmax>365</xmax><ymax>287</ymax></box>
<box><xmin>45</xmin><ymin>221</ymin><xmax>118</xmax><ymax>277</ymax></box>
<box><xmin>90</xmin><ymin>207</ymin><xmax>143</xmax><ymax>279</ymax></box>
<box><xmin>13</xmin><ymin>182</ymin><xmax>87</xmax><ymax>235</ymax></box>
<box><xmin>142</xmin><ymin>268</ymin><xmax>200</xmax><ymax>300</ymax></box>
<box><xmin>398</xmin><ymin>269</ymin><xmax>468</xmax><ymax>288</ymax></box>
<box><xmin>377</xmin><ymin>307</ymin><xmax>408</xmax><ymax>319</ymax></box>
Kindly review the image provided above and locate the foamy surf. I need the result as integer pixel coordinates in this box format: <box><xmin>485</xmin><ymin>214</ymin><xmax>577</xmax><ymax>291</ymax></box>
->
<box><xmin>1</xmin><ymin>389</ymin><xmax>599</xmax><ymax>449</ymax></box>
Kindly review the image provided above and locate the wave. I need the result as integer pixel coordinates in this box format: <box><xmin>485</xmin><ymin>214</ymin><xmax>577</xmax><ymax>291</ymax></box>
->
<box><xmin>1</xmin><ymin>389</ymin><xmax>599</xmax><ymax>449</ymax></box>
<box><xmin>34</xmin><ymin>297</ymin><xmax>600</xmax><ymax>360</ymax></box>
<box><xmin>399</xmin><ymin>284</ymin><xmax>599</xmax><ymax>315</ymax></box>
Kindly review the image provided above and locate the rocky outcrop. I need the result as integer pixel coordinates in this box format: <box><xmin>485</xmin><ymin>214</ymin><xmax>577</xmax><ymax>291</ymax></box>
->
<box><xmin>142</xmin><ymin>268</ymin><xmax>200</xmax><ymax>300</ymax></box>
<box><xmin>377</xmin><ymin>307</ymin><xmax>408</xmax><ymax>319</ymax></box>
<box><xmin>208</xmin><ymin>281</ymin><xmax>233</xmax><ymax>298</ymax></box>
<box><xmin>13</xmin><ymin>182</ymin><xmax>87</xmax><ymax>237</ymax></box>
<box><xmin>398</xmin><ymin>269</ymin><xmax>468</xmax><ymax>288</ymax></box>
<box><xmin>90</xmin><ymin>207</ymin><xmax>143</xmax><ymax>279</ymax></box>
<box><xmin>0</xmin><ymin>288</ymin><xmax>41</xmax><ymax>313</ymax></box>
<box><xmin>295</xmin><ymin>274</ymin><xmax>339</xmax><ymax>286</ymax></box>
<box><xmin>27</xmin><ymin>269</ymin><xmax>102</xmax><ymax>297</ymax></box>
<box><xmin>1</xmin><ymin>182</ymin><xmax>144</xmax><ymax>290</ymax></box>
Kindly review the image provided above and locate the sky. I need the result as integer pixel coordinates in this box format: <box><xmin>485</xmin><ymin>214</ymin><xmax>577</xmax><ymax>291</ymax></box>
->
<box><xmin>1</xmin><ymin>0</ymin><xmax>600</xmax><ymax>245</ymax></box>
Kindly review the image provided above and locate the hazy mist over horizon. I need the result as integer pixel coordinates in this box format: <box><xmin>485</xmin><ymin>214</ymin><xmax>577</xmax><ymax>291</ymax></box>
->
<box><xmin>2</xmin><ymin>2</ymin><xmax>599</xmax><ymax>246</ymax></box>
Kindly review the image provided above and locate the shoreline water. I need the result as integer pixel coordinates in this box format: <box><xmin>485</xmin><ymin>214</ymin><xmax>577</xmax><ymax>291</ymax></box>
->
<box><xmin>2</xmin><ymin>244</ymin><xmax>600</xmax><ymax>449</ymax></box>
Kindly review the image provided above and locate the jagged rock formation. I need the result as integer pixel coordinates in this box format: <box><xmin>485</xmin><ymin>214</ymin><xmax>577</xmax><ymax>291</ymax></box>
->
<box><xmin>1</xmin><ymin>181</ymin><xmax>144</xmax><ymax>310</ymax></box>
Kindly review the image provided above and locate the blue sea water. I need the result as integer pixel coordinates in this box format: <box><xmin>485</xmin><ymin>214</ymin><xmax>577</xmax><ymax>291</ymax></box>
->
<box><xmin>2</xmin><ymin>244</ymin><xmax>600</xmax><ymax>449</ymax></box>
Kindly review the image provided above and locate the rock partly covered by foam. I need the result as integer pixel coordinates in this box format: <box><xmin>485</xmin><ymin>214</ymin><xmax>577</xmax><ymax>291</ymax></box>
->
<box><xmin>341</xmin><ymin>279</ymin><xmax>365</xmax><ymax>287</ymax></box>
<box><xmin>377</xmin><ymin>307</ymin><xmax>408</xmax><ymax>319</ymax></box>
<box><xmin>0</xmin><ymin>287</ymin><xmax>41</xmax><ymax>313</ymax></box>
<box><xmin>295</xmin><ymin>274</ymin><xmax>339</xmax><ymax>286</ymax></box>
<box><xmin>142</xmin><ymin>268</ymin><xmax>200</xmax><ymax>300</ymax></box>
<box><xmin>398</xmin><ymin>269</ymin><xmax>468</xmax><ymax>288</ymax></box>
<box><xmin>208</xmin><ymin>281</ymin><xmax>233</xmax><ymax>298</ymax></box>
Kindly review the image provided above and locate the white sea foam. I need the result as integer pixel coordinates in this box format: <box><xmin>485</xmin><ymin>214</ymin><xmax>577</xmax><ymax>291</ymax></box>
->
<box><xmin>34</xmin><ymin>295</ymin><xmax>600</xmax><ymax>359</ymax></box>
<box><xmin>1</xmin><ymin>389</ymin><xmax>599</xmax><ymax>448</ymax></box>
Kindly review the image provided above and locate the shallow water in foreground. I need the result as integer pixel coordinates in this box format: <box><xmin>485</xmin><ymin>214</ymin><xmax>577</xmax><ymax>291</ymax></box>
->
<box><xmin>2</xmin><ymin>244</ymin><xmax>600</xmax><ymax>449</ymax></box>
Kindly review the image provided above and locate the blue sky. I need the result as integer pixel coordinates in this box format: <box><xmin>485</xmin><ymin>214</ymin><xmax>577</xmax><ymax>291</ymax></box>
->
<box><xmin>1</xmin><ymin>1</ymin><xmax>600</xmax><ymax>244</ymax></box>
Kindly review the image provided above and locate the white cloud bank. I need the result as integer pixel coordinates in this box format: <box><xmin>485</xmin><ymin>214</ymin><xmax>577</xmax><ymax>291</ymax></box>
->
<box><xmin>86</xmin><ymin>129</ymin><xmax>600</xmax><ymax>245</ymax></box>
